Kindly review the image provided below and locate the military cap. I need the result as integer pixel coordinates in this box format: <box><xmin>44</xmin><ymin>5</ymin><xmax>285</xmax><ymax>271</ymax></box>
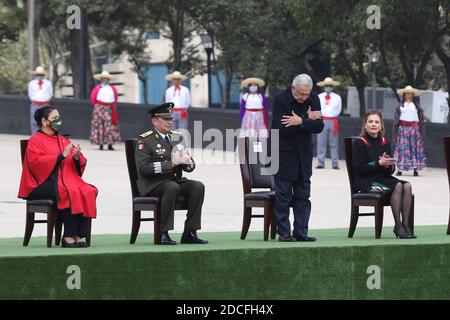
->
<box><xmin>148</xmin><ymin>102</ymin><xmax>174</xmax><ymax>119</ymax></box>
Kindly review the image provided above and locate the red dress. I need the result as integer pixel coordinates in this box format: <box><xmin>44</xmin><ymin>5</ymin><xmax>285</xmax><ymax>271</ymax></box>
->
<box><xmin>18</xmin><ymin>132</ymin><xmax>98</xmax><ymax>218</ymax></box>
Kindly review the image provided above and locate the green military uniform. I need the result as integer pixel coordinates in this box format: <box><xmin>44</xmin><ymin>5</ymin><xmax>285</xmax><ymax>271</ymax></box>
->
<box><xmin>135</xmin><ymin>120</ymin><xmax>205</xmax><ymax>234</ymax></box>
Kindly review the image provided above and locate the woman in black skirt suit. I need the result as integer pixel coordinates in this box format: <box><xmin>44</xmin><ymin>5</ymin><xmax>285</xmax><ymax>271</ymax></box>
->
<box><xmin>352</xmin><ymin>111</ymin><xmax>416</xmax><ymax>239</ymax></box>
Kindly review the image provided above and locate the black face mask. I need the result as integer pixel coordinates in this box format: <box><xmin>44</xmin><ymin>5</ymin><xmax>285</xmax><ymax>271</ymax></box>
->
<box><xmin>49</xmin><ymin>118</ymin><xmax>63</xmax><ymax>131</ymax></box>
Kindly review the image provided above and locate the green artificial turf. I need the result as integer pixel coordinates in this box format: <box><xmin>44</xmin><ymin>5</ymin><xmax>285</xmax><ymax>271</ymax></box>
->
<box><xmin>0</xmin><ymin>225</ymin><xmax>450</xmax><ymax>299</ymax></box>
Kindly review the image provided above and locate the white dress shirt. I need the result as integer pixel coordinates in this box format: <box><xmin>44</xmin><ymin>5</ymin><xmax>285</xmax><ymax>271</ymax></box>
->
<box><xmin>165</xmin><ymin>85</ymin><xmax>191</xmax><ymax>109</ymax></box>
<box><xmin>318</xmin><ymin>92</ymin><xmax>342</xmax><ymax>118</ymax></box>
<box><xmin>28</xmin><ymin>79</ymin><xmax>53</xmax><ymax>102</ymax></box>
<box><xmin>399</xmin><ymin>102</ymin><xmax>419</xmax><ymax>122</ymax></box>
<box><xmin>96</xmin><ymin>84</ymin><xmax>115</xmax><ymax>103</ymax></box>
<box><xmin>243</xmin><ymin>93</ymin><xmax>264</xmax><ymax>109</ymax></box>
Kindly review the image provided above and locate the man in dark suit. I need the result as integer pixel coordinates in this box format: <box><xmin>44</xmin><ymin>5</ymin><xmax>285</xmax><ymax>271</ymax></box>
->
<box><xmin>135</xmin><ymin>102</ymin><xmax>207</xmax><ymax>245</ymax></box>
<box><xmin>271</xmin><ymin>74</ymin><xmax>324</xmax><ymax>242</ymax></box>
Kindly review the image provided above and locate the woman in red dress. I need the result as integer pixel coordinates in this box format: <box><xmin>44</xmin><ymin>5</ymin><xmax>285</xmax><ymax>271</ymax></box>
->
<box><xmin>18</xmin><ymin>106</ymin><xmax>98</xmax><ymax>248</ymax></box>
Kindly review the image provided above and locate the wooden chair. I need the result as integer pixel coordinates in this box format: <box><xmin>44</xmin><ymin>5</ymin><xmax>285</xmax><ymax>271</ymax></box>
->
<box><xmin>238</xmin><ymin>137</ymin><xmax>277</xmax><ymax>241</ymax></box>
<box><xmin>125</xmin><ymin>139</ymin><xmax>188</xmax><ymax>244</ymax></box>
<box><xmin>343</xmin><ymin>137</ymin><xmax>414</xmax><ymax>239</ymax></box>
<box><xmin>20</xmin><ymin>139</ymin><xmax>63</xmax><ymax>247</ymax></box>
<box><xmin>444</xmin><ymin>136</ymin><xmax>450</xmax><ymax>235</ymax></box>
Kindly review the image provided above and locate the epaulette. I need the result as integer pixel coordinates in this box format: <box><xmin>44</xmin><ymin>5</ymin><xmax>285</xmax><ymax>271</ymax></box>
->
<box><xmin>139</xmin><ymin>130</ymin><xmax>153</xmax><ymax>138</ymax></box>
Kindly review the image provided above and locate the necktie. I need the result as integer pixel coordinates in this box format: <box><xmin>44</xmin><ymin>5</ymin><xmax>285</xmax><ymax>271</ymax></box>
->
<box><xmin>325</xmin><ymin>94</ymin><xmax>331</xmax><ymax>105</ymax></box>
<box><xmin>38</xmin><ymin>79</ymin><xmax>43</xmax><ymax>90</ymax></box>
<box><xmin>164</xmin><ymin>135</ymin><xmax>172</xmax><ymax>149</ymax></box>
<box><xmin>174</xmin><ymin>85</ymin><xmax>181</xmax><ymax>96</ymax></box>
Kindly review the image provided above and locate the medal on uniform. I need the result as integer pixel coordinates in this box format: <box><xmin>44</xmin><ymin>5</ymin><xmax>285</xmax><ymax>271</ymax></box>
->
<box><xmin>138</xmin><ymin>143</ymin><xmax>144</xmax><ymax>150</ymax></box>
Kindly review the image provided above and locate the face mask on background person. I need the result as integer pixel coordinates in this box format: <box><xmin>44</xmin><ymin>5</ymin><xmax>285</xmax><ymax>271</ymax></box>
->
<box><xmin>36</xmin><ymin>76</ymin><xmax>44</xmax><ymax>80</ymax></box>
<box><xmin>101</xmin><ymin>80</ymin><xmax>109</xmax><ymax>86</ymax></box>
<box><xmin>50</xmin><ymin>118</ymin><xmax>63</xmax><ymax>131</ymax></box>
<box><xmin>249</xmin><ymin>85</ymin><xmax>258</xmax><ymax>93</ymax></box>
<box><xmin>324</xmin><ymin>86</ymin><xmax>333</xmax><ymax>94</ymax></box>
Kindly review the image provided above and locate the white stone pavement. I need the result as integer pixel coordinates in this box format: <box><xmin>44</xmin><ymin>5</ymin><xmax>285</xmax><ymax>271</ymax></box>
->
<box><xmin>0</xmin><ymin>134</ymin><xmax>448</xmax><ymax>238</ymax></box>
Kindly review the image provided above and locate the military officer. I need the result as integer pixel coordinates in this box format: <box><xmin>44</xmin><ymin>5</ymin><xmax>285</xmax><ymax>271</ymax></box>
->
<box><xmin>135</xmin><ymin>102</ymin><xmax>208</xmax><ymax>245</ymax></box>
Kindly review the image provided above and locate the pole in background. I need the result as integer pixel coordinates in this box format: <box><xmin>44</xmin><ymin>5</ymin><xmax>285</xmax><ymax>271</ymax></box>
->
<box><xmin>370</xmin><ymin>52</ymin><xmax>379</xmax><ymax>110</ymax></box>
<box><xmin>201</xmin><ymin>33</ymin><xmax>213</xmax><ymax>108</ymax></box>
<box><xmin>79</xmin><ymin>8</ymin><xmax>87</xmax><ymax>99</ymax></box>
<box><xmin>27</xmin><ymin>0</ymin><xmax>36</xmax><ymax>79</ymax></box>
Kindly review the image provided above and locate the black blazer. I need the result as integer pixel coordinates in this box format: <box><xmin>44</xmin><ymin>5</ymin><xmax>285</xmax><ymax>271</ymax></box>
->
<box><xmin>270</xmin><ymin>88</ymin><xmax>324</xmax><ymax>181</ymax></box>
<box><xmin>352</xmin><ymin>134</ymin><xmax>395</xmax><ymax>193</ymax></box>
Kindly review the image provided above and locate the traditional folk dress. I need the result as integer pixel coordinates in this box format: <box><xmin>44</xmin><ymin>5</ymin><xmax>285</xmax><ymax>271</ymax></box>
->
<box><xmin>317</xmin><ymin>91</ymin><xmax>342</xmax><ymax>168</ymax></box>
<box><xmin>18</xmin><ymin>131</ymin><xmax>98</xmax><ymax>218</ymax></box>
<box><xmin>239</xmin><ymin>92</ymin><xmax>269</xmax><ymax>138</ymax></box>
<box><xmin>165</xmin><ymin>85</ymin><xmax>191</xmax><ymax>130</ymax></box>
<box><xmin>89</xmin><ymin>83</ymin><xmax>121</xmax><ymax>146</ymax></box>
<box><xmin>28</xmin><ymin>78</ymin><xmax>53</xmax><ymax>134</ymax></box>
<box><xmin>393</xmin><ymin>102</ymin><xmax>427</xmax><ymax>172</ymax></box>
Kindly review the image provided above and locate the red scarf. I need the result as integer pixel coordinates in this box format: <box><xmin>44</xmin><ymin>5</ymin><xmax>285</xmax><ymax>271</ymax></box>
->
<box><xmin>174</xmin><ymin>85</ymin><xmax>181</xmax><ymax>96</ymax></box>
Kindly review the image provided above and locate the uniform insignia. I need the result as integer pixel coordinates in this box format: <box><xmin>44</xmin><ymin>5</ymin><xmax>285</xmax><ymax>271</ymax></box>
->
<box><xmin>157</xmin><ymin>144</ymin><xmax>161</xmax><ymax>148</ymax></box>
<box><xmin>138</xmin><ymin>143</ymin><xmax>144</xmax><ymax>150</ymax></box>
<box><xmin>139</xmin><ymin>130</ymin><xmax>153</xmax><ymax>138</ymax></box>
<box><xmin>156</xmin><ymin>148</ymin><xmax>166</xmax><ymax>155</ymax></box>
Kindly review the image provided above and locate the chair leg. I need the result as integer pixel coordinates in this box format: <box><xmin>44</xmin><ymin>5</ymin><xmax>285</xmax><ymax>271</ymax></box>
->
<box><xmin>263</xmin><ymin>202</ymin><xmax>271</xmax><ymax>241</ymax></box>
<box><xmin>154</xmin><ymin>207</ymin><xmax>161</xmax><ymax>244</ymax></box>
<box><xmin>23</xmin><ymin>211</ymin><xmax>35</xmax><ymax>247</ymax></box>
<box><xmin>410</xmin><ymin>195</ymin><xmax>415</xmax><ymax>234</ymax></box>
<box><xmin>447</xmin><ymin>207</ymin><xmax>450</xmax><ymax>235</ymax></box>
<box><xmin>47</xmin><ymin>208</ymin><xmax>55</xmax><ymax>248</ymax></box>
<box><xmin>86</xmin><ymin>219</ymin><xmax>92</xmax><ymax>247</ymax></box>
<box><xmin>55</xmin><ymin>213</ymin><xmax>62</xmax><ymax>246</ymax></box>
<box><xmin>374</xmin><ymin>204</ymin><xmax>384</xmax><ymax>239</ymax></box>
<box><xmin>240</xmin><ymin>207</ymin><xmax>252</xmax><ymax>240</ymax></box>
<box><xmin>270</xmin><ymin>203</ymin><xmax>277</xmax><ymax>240</ymax></box>
<box><xmin>348</xmin><ymin>204</ymin><xmax>359</xmax><ymax>238</ymax></box>
<box><xmin>130</xmin><ymin>210</ymin><xmax>141</xmax><ymax>244</ymax></box>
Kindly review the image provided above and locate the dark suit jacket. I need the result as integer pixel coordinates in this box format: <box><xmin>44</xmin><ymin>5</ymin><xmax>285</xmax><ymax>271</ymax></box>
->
<box><xmin>270</xmin><ymin>87</ymin><xmax>324</xmax><ymax>181</ymax></box>
<box><xmin>135</xmin><ymin>130</ymin><xmax>195</xmax><ymax>196</ymax></box>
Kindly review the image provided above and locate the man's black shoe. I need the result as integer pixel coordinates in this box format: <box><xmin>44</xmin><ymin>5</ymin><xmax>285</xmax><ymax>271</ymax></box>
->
<box><xmin>62</xmin><ymin>238</ymin><xmax>79</xmax><ymax>248</ymax></box>
<box><xmin>332</xmin><ymin>166</ymin><xmax>340</xmax><ymax>170</ymax></box>
<box><xmin>77</xmin><ymin>241</ymin><xmax>89</xmax><ymax>248</ymax></box>
<box><xmin>181</xmin><ymin>231</ymin><xmax>208</xmax><ymax>244</ymax></box>
<box><xmin>160</xmin><ymin>232</ymin><xmax>176</xmax><ymax>245</ymax></box>
<box><xmin>294</xmin><ymin>235</ymin><xmax>317</xmax><ymax>242</ymax></box>
<box><xmin>278</xmin><ymin>236</ymin><xmax>296</xmax><ymax>242</ymax></box>
<box><xmin>315</xmin><ymin>165</ymin><xmax>324</xmax><ymax>169</ymax></box>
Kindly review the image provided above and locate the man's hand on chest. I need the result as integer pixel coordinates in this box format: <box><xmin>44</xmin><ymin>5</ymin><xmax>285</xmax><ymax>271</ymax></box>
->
<box><xmin>281</xmin><ymin>110</ymin><xmax>303</xmax><ymax>127</ymax></box>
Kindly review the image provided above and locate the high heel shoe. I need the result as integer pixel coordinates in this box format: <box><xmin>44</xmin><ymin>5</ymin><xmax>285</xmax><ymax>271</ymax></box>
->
<box><xmin>402</xmin><ymin>224</ymin><xmax>417</xmax><ymax>239</ymax></box>
<box><xmin>62</xmin><ymin>238</ymin><xmax>79</xmax><ymax>248</ymax></box>
<box><xmin>393</xmin><ymin>225</ymin><xmax>411</xmax><ymax>239</ymax></box>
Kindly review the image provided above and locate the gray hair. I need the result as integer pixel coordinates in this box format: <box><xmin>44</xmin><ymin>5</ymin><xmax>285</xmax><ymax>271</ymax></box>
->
<box><xmin>292</xmin><ymin>74</ymin><xmax>313</xmax><ymax>89</ymax></box>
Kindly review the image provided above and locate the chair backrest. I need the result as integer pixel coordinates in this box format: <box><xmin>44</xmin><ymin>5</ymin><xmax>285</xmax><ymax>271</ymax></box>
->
<box><xmin>238</xmin><ymin>137</ymin><xmax>251</xmax><ymax>195</ymax></box>
<box><xmin>239</xmin><ymin>137</ymin><xmax>274</xmax><ymax>193</ymax></box>
<box><xmin>343</xmin><ymin>137</ymin><xmax>357</xmax><ymax>194</ymax></box>
<box><xmin>444</xmin><ymin>136</ymin><xmax>450</xmax><ymax>187</ymax></box>
<box><xmin>125</xmin><ymin>139</ymin><xmax>139</xmax><ymax>198</ymax></box>
<box><xmin>20</xmin><ymin>139</ymin><xmax>29</xmax><ymax>164</ymax></box>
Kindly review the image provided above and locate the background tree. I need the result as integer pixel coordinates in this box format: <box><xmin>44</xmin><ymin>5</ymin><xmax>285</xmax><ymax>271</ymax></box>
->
<box><xmin>288</xmin><ymin>0</ymin><xmax>377</xmax><ymax>116</ymax></box>
<box><xmin>0</xmin><ymin>0</ymin><xmax>26</xmax><ymax>44</ymax></box>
